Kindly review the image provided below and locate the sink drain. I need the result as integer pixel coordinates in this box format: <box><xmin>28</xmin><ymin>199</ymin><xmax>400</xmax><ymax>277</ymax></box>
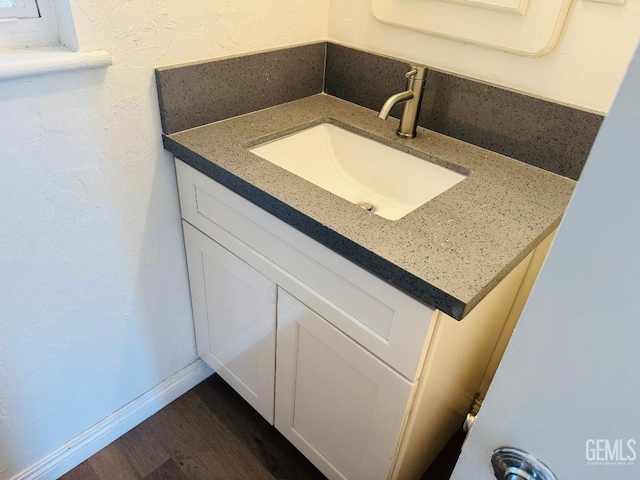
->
<box><xmin>357</xmin><ymin>202</ymin><xmax>376</xmax><ymax>213</ymax></box>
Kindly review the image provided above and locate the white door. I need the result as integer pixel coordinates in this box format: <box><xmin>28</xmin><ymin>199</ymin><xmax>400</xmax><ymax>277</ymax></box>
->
<box><xmin>182</xmin><ymin>221</ymin><xmax>276</xmax><ymax>423</ymax></box>
<box><xmin>452</xmin><ymin>44</ymin><xmax>640</xmax><ymax>480</ymax></box>
<box><xmin>275</xmin><ymin>288</ymin><xmax>415</xmax><ymax>480</ymax></box>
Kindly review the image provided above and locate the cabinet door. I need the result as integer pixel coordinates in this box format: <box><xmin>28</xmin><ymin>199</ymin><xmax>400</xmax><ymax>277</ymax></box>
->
<box><xmin>275</xmin><ymin>289</ymin><xmax>415</xmax><ymax>480</ymax></box>
<box><xmin>183</xmin><ymin>221</ymin><xmax>276</xmax><ymax>423</ymax></box>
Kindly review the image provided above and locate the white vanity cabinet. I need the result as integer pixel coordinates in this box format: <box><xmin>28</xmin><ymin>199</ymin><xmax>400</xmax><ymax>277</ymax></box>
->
<box><xmin>183</xmin><ymin>220</ymin><xmax>416</xmax><ymax>479</ymax></box>
<box><xmin>176</xmin><ymin>159</ymin><xmax>547</xmax><ymax>480</ymax></box>
<box><xmin>276</xmin><ymin>288</ymin><xmax>415</xmax><ymax>480</ymax></box>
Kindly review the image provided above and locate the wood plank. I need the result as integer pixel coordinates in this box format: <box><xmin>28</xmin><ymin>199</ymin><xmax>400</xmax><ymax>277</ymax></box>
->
<box><xmin>88</xmin><ymin>441</ymin><xmax>141</xmax><ymax>480</ymax></box>
<box><xmin>118</xmin><ymin>416</ymin><xmax>170</xmax><ymax>477</ymax></box>
<box><xmin>59</xmin><ymin>460</ymin><xmax>100</xmax><ymax>480</ymax></box>
<box><xmin>195</xmin><ymin>375</ymin><xmax>326</xmax><ymax>480</ymax></box>
<box><xmin>144</xmin><ymin>459</ymin><xmax>188</xmax><ymax>480</ymax></box>
<box><xmin>62</xmin><ymin>374</ymin><xmax>460</xmax><ymax>480</ymax></box>
<box><xmin>146</xmin><ymin>389</ymin><xmax>273</xmax><ymax>480</ymax></box>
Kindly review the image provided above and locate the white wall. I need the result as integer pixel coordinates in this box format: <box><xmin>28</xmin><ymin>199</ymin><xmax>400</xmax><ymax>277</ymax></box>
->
<box><xmin>451</xmin><ymin>41</ymin><xmax>640</xmax><ymax>480</ymax></box>
<box><xmin>327</xmin><ymin>0</ymin><xmax>640</xmax><ymax>113</ymax></box>
<box><xmin>0</xmin><ymin>1</ymin><xmax>328</xmax><ymax>478</ymax></box>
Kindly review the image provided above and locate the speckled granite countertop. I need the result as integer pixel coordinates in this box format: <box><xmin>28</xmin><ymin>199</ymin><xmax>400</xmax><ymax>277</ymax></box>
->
<box><xmin>163</xmin><ymin>94</ymin><xmax>575</xmax><ymax>319</ymax></box>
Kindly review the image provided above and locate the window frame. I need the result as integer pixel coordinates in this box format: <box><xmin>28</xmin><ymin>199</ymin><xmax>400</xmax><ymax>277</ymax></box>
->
<box><xmin>0</xmin><ymin>0</ymin><xmax>41</xmax><ymax>20</ymax></box>
<box><xmin>0</xmin><ymin>0</ymin><xmax>111</xmax><ymax>82</ymax></box>
<box><xmin>0</xmin><ymin>0</ymin><xmax>59</xmax><ymax>49</ymax></box>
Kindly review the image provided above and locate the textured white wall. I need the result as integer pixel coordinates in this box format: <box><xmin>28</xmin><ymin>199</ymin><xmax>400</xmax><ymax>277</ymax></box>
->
<box><xmin>327</xmin><ymin>0</ymin><xmax>640</xmax><ymax>113</ymax></box>
<box><xmin>0</xmin><ymin>1</ymin><xmax>329</xmax><ymax>478</ymax></box>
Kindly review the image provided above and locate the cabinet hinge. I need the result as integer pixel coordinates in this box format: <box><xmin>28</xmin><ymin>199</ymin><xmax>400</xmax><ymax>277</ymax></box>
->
<box><xmin>464</xmin><ymin>392</ymin><xmax>483</xmax><ymax>432</ymax></box>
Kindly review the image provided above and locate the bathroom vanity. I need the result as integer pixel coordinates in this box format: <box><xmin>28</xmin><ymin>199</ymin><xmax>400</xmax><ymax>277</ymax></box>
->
<box><xmin>162</xmin><ymin>92</ymin><xmax>574</xmax><ymax>480</ymax></box>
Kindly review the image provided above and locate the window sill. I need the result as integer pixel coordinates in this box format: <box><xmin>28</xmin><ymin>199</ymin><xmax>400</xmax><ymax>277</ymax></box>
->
<box><xmin>0</xmin><ymin>47</ymin><xmax>111</xmax><ymax>81</ymax></box>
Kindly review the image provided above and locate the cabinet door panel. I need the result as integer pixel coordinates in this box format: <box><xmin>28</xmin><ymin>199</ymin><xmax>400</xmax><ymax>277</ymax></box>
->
<box><xmin>275</xmin><ymin>288</ymin><xmax>415</xmax><ymax>480</ymax></box>
<box><xmin>183</xmin><ymin>221</ymin><xmax>276</xmax><ymax>423</ymax></box>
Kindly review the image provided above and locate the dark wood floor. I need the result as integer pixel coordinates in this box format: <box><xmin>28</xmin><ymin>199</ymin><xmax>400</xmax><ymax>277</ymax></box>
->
<box><xmin>61</xmin><ymin>374</ymin><xmax>464</xmax><ymax>480</ymax></box>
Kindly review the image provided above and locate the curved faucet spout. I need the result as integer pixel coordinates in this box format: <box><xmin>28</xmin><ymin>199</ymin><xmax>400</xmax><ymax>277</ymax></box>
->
<box><xmin>377</xmin><ymin>65</ymin><xmax>427</xmax><ymax>138</ymax></box>
<box><xmin>377</xmin><ymin>90</ymin><xmax>414</xmax><ymax>120</ymax></box>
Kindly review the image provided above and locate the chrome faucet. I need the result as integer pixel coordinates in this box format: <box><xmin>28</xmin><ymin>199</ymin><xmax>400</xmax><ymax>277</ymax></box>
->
<box><xmin>378</xmin><ymin>65</ymin><xmax>427</xmax><ymax>139</ymax></box>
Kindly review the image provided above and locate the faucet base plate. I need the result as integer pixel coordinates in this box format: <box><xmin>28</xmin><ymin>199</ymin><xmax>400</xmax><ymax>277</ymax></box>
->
<box><xmin>396</xmin><ymin>130</ymin><xmax>416</xmax><ymax>139</ymax></box>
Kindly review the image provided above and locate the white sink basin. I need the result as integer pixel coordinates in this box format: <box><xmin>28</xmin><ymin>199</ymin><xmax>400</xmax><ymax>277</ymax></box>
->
<box><xmin>249</xmin><ymin>123</ymin><xmax>466</xmax><ymax>221</ymax></box>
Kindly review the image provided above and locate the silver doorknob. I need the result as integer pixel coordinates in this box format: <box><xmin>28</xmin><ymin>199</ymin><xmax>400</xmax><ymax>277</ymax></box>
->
<box><xmin>491</xmin><ymin>448</ymin><xmax>556</xmax><ymax>480</ymax></box>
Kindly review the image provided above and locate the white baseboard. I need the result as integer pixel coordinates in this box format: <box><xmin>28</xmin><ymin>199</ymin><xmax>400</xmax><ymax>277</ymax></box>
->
<box><xmin>10</xmin><ymin>359</ymin><xmax>213</xmax><ymax>480</ymax></box>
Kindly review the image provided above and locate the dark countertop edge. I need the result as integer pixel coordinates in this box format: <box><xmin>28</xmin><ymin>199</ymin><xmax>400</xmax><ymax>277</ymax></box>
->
<box><xmin>163</xmin><ymin>134</ymin><xmax>469</xmax><ymax>320</ymax></box>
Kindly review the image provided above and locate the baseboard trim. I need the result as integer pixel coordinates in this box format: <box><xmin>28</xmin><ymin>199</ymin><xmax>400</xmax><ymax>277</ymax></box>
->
<box><xmin>10</xmin><ymin>359</ymin><xmax>213</xmax><ymax>480</ymax></box>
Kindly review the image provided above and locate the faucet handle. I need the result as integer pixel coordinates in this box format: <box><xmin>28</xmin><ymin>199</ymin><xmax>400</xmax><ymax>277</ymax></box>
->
<box><xmin>405</xmin><ymin>66</ymin><xmax>427</xmax><ymax>80</ymax></box>
<box><xmin>405</xmin><ymin>68</ymin><xmax>419</xmax><ymax>79</ymax></box>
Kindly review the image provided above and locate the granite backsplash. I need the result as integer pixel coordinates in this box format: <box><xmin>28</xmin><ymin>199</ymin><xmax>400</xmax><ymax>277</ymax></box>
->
<box><xmin>157</xmin><ymin>42</ymin><xmax>603</xmax><ymax>180</ymax></box>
